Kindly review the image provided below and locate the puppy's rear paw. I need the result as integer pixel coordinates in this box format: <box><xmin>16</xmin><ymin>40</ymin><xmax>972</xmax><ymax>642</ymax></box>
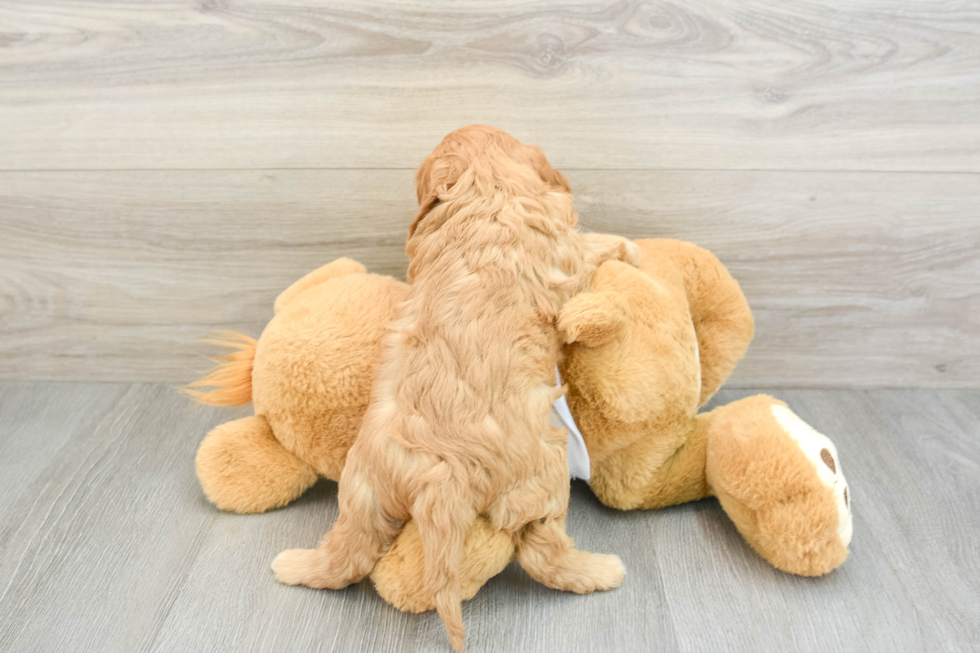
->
<box><xmin>556</xmin><ymin>551</ymin><xmax>625</xmax><ymax>594</ymax></box>
<box><xmin>587</xmin><ymin>553</ymin><xmax>626</xmax><ymax>592</ymax></box>
<box><xmin>272</xmin><ymin>548</ymin><xmax>327</xmax><ymax>587</ymax></box>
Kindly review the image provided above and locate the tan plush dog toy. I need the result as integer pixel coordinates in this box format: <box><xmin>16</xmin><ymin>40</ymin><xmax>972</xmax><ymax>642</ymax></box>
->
<box><xmin>189</xmin><ymin>238</ymin><xmax>853</xmax><ymax>611</ymax></box>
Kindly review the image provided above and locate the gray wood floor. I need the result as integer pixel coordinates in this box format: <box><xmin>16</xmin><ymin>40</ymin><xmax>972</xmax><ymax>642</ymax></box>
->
<box><xmin>1</xmin><ymin>383</ymin><xmax>977</xmax><ymax>652</ymax></box>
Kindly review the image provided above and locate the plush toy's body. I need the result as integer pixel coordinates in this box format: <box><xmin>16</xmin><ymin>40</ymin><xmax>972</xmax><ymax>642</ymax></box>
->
<box><xmin>191</xmin><ymin>239</ymin><xmax>852</xmax><ymax>611</ymax></box>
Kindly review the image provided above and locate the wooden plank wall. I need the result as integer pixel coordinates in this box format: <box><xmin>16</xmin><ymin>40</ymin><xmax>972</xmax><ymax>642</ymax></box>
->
<box><xmin>1</xmin><ymin>0</ymin><xmax>978</xmax><ymax>386</ymax></box>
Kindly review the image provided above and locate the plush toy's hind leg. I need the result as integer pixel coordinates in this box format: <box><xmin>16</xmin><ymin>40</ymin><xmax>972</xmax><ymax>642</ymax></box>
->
<box><xmin>704</xmin><ymin>396</ymin><xmax>852</xmax><ymax>576</ymax></box>
<box><xmin>371</xmin><ymin>516</ymin><xmax>516</xmax><ymax>614</ymax></box>
<box><xmin>196</xmin><ymin>415</ymin><xmax>318</xmax><ymax>514</ymax></box>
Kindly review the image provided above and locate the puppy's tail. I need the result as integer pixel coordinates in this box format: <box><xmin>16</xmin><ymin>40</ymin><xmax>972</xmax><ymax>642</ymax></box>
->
<box><xmin>182</xmin><ymin>331</ymin><xmax>257</xmax><ymax>407</ymax></box>
<box><xmin>436</xmin><ymin>587</ymin><xmax>466</xmax><ymax>652</ymax></box>
<box><xmin>414</xmin><ymin>475</ymin><xmax>473</xmax><ymax>651</ymax></box>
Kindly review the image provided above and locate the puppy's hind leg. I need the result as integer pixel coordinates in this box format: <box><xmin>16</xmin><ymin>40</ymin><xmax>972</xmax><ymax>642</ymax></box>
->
<box><xmin>272</xmin><ymin>464</ymin><xmax>399</xmax><ymax>589</ymax></box>
<box><xmin>516</xmin><ymin>517</ymin><xmax>625</xmax><ymax>594</ymax></box>
<box><xmin>413</xmin><ymin>474</ymin><xmax>476</xmax><ymax>651</ymax></box>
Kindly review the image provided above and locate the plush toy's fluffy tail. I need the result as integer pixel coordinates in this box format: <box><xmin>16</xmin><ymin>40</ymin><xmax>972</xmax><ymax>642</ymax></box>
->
<box><xmin>183</xmin><ymin>331</ymin><xmax>257</xmax><ymax>407</ymax></box>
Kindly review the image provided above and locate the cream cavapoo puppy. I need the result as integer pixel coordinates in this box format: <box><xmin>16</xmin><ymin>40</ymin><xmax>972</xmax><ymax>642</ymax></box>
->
<box><xmin>273</xmin><ymin>125</ymin><xmax>640</xmax><ymax>650</ymax></box>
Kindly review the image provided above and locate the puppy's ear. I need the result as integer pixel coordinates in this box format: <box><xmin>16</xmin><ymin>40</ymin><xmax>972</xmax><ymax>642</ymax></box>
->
<box><xmin>409</xmin><ymin>196</ymin><xmax>440</xmax><ymax>239</ymax></box>
<box><xmin>410</xmin><ymin>154</ymin><xmax>440</xmax><ymax>239</ymax></box>
<box><xmin>411</xmin><ymin>146</ymin><xmax>467</xmax><ymax>239</ymax></box>
<box><xmin>530</xmin><ymin>148</ymin><xmax>570</xmax><ymax>192</ymax></box>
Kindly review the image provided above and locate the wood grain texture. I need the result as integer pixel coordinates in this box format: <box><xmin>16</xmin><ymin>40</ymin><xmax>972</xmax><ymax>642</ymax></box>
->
<box><xmin>1</xmin><ymin>169</ymin><xmax>977</xmax><ymax>386</ymax></box>
<box><xmin>1</xmin><ymin>0</ymin><xmax>978</xmax><ymax>171</ymax></box>
<box><xmin>0</xmin><ymin>383</ymin><xmax>978</xmax><ymax>651</ymax></box>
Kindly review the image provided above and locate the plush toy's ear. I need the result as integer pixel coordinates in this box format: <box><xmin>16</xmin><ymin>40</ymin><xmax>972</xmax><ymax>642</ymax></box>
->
<box><xmin>558</xmin><ymin>291</ymin><xmax>631</xmax><ymax>347</ymax></box>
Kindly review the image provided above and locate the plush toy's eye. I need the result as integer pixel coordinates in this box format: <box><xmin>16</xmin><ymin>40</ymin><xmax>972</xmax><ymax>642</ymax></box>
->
<box><xmin>820</xmin><ymin>448</ymin><xmax>836</xmax><ymax>474</ymax></box>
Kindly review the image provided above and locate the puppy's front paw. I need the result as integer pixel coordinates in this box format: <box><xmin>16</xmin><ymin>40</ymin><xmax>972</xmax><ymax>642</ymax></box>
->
<box><xmin>620</xmin><ymin>239</ymin><xmax>642</xmax><ymax>267</ymax></box>
<box><xmin>557</xmin><ymin>291</ymin><xmax>630</xmax><ymax>347</ymax></box>
<box><xmin>272</xmin><ymin>548</ymin><xmax>326</xmax><ymax>587</ymax></box>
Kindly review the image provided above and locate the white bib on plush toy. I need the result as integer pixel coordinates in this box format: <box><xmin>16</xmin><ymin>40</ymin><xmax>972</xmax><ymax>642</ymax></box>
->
<box><xmin>550</xmin><ymin>367</ymin><xmax>591</xmax><ymax>482</ymax></box>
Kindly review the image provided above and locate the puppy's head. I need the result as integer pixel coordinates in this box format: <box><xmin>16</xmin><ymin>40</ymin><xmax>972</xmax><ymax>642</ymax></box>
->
<box><xmin>409</xmin><ymin>125</ymin><xmax>570</xmax><ymax>241</ymax></box>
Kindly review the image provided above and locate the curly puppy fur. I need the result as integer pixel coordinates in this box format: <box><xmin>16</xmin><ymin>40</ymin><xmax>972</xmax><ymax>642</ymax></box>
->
<box><xmin>271</xmin><ymin>126</ymin><xmax>637</xmax><ymax>650</ymax></box>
